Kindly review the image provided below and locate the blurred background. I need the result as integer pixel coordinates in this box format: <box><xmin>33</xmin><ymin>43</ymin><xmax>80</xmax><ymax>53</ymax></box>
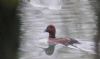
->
<box><xmin>0</xmin><ymin>0</ymin><xmax>100</xmax><ymax>59</ymax></box>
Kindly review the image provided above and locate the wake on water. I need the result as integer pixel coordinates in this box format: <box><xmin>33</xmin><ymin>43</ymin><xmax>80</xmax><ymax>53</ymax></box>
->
<box><xmin>68</xmin><ymin>40</ymin><xmax>95</xmax><ymax>54</ymax></box>
<box><xmin>34</xmin><ymin>38</ymin><xmax>95</xmax><ymax>55</ymax></box>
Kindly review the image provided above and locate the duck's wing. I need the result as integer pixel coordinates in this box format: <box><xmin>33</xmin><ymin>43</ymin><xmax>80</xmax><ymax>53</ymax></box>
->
<box><xmin>54</xmin><ymin>37</ymin><xmax>80</xmax><ymax>45</ymax></box>
<box><xmin>51</xmin><ymin>38</ymin><xmax>70</xmax><ymax>45</ymax></box>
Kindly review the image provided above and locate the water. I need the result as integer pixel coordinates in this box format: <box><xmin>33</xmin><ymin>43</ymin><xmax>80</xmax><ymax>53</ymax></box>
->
<box><xmin>19</xmin><ymin>0</ymin><xmax>96</xmax><ymax>59</ymax></box>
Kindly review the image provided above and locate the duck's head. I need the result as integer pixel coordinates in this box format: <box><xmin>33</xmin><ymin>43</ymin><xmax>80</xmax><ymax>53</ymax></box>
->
<box><xmin>45</xmin><ymin>25</ymin><xmax>56</xmax><ymax>34</ymax></box>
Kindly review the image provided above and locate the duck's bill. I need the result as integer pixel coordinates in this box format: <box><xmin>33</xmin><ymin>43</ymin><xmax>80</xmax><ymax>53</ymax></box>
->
<box><xmin>45</xmin><ymin>29</ymin><xmax>48</xmax><ymax>32</ymax></box>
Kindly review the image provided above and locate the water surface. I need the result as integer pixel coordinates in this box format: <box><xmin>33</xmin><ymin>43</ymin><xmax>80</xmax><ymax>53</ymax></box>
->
<box><xmin>19</xmin><ymin>0</ymin><xmax>96</xmax><ymax>59</ymax></box>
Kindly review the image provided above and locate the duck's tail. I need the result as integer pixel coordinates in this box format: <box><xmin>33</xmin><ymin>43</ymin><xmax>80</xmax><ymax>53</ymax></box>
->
<box><xmin>68</xmin><ymin>38</ymin><xmax>80</xmax><ymax>45</ymax></box>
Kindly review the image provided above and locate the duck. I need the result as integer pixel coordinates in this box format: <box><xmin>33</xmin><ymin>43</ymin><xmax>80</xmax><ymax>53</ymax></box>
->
<box><xmin>41</xmin><ymin>25</ymin><xmax>80</xmax><ymax>55</ymax></box>
<box><xmin>45</xmin><ymin>25</ymin><xmax>80</xmax><ymax>45</ymax></box>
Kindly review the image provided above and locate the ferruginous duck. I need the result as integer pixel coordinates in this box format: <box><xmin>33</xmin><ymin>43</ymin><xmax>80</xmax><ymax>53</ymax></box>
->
<box><xmin>45</xmin><ymin>25</ymin><xmax>80</xmax><ymax>46</ymax></box>
<box><xmin>42</xmin><ymin>25</ymin><xmax>80</xmax><ymax>55</ymax></box>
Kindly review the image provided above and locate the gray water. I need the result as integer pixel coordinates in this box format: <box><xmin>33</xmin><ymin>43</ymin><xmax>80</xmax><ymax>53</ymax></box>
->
<box><xmin>19</xmin><ymin>0</ymin><xmax>96</xmax><ymax>59</ymax></box>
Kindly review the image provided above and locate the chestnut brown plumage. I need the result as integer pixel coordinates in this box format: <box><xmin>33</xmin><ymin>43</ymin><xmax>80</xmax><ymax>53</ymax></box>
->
<box><xmin>43</xmin><ymin>25</ymin><xmax>80</xmax><ymax>55</ymax></box>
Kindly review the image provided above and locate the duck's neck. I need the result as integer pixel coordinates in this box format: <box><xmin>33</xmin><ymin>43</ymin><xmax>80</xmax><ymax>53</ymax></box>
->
<box><xmin>49</xmin><ymin>33</ymin><xmax>56</xmax><ymax>38</ymax></box>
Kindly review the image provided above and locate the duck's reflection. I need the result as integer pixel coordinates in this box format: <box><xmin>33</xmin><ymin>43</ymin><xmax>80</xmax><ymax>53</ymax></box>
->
<box><xmin>40</xmin><ymin>25</ymin><xmax>80</xmax><ymax>55</ymax></box>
